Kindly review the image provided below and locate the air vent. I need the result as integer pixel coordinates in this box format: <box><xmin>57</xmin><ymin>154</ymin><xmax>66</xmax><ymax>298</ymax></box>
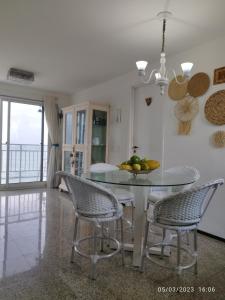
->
<box><xmin>7</xmin><ymin>68</ymin><xmax>35</xmax><ymax>84</ymax></box>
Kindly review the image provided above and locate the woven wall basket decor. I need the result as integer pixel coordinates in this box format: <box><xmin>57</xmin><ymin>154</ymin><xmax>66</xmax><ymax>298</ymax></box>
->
<box><xmin>178</xmin><ymin>121</ymin><xmax>192</xmax><ymax>135</ymax></box>
<box><xmin>174</xmin><ymin>96</ymin><xmax>199</xmax><ymax>122</ymax></box>
<box><xmin>187</xmin><ymin>72</ymin><xmax>210</xmax><ymax>97</ymax></box>
<box><xmin>205</xmin><ymin>90</ymin><xmax>225</xmax><ymax>125</ymax></box>
<box><xmin>175</xmin><ymin>96</ymin><xmax>199</xmax><ymax>135</ymax></box>
<box><xmin>212</xmin><ymin>130</ymin><xmax>225</xmax><ymax>148</ymax></box>
<box><xmin>168</xmin><ymin>75</ymin><xmax>188</xmax><ymax>101</ymax></box>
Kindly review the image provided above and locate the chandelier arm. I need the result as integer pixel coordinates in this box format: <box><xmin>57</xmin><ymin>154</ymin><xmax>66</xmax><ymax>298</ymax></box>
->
<box><xmin>141</xmin><ymin>69</ymin><xmax>158</xmax><ymax>84</ymax></box>
<box><xmin>172</xmin><ymin>70</ymin><xmax>188</xmax><ymax>85</ymax></box>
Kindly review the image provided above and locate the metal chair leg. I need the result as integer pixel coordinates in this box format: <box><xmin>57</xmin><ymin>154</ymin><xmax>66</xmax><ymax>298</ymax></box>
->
<box><xmin>116</xmin><ymin>219</ymin><xmax>119</xmax><ymax>240</ymax></box>
<box><xmin>140</xmin><ymin>220</ymin><xmax>150</xmax><ymax>272</ymax></box>
<box><xmin>120</xmin><ymin>218</ymin><xmax>125</xmax><ymax>266</ymax></box>
<box><xmin>194</xmin><ymin>228</ymin><xmax>198</xmax><ymax>274</ymax></box>
<box><xmin>186</xmin><ymin>230</ymin><xmax>190</xmax><ymax>245</ymax></box>
<box><xmin>100</xmin><ymin>223</ymin><xmax>104</xmax><ymax>252</ymax></box>
<box><xmin>131</xmin><ymin>202</ymin><xmax>134</xmax><ymax>241</ymax></box>
<box><xmin>106</xmin><ymin>221</ymin><xmax>111</xmax><ymax>247</ymax></box>
<box><xmin>71</xmin><ymin>216</ymin><xmax>79</xmax><ymax>263</ymax></box>
<box><xmin>161</xmin><ymin>228</ymin><xmax>166</xmax><ymax>259</ymax></box>
<box><xmin>91</xmin><ymin>226</ymin><xmax>98</xmax><ymax>280</ymax></box>
<box><xmin>177</xmin><ymin>230</ymin><xmax>181</xmax><ymax>274</ymax></box>
<box><xmin>131</xmin><ymin>202</ymin><xmax>134</xmax><ymax>227</ymax></box>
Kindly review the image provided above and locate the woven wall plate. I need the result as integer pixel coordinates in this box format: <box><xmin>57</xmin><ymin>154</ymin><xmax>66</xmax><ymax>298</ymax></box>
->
<box><xmin>212</xmin><ymin>130</ymin><xmax>225</xmax><ymax>147</ymax></box>
<box><xmin>187</xmin><ymin>72</ymin><xmax>210</xmax><ymax>97</ymax></box>
<box><xmin>168</xmin><ymin>75</ymin><xmax>188</xmax><ymax>101</ymax></box>
<box><xmin>174</xmin><ymin>96</ymin><xmax>199</xmax><ymax>122</ymax></box>
<box><xmin>178</xmin><ymin>121</ymin><xmax>192</xmax><ymax>135</ymax></box>
<box><xmin>205</xmin><ymin>90</ymin><xmax>225</xmax><ymax>125</ymax></box>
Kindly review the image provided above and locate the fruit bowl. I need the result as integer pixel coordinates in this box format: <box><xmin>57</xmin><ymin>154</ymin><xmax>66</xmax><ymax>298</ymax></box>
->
<box><xmin>118</xmin><ymin>155</ymin><xmax>160</xmax><ymax>175</ymax></box>
<box><xmin>127</xmin><ymin>169</ymin><xmax>153</xmax><ymax>175</ymax></box>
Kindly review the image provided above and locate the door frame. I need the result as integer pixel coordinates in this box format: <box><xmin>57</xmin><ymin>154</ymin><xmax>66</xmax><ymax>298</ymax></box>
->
<box><xmin>0</xmin><ymin>96</ymin><xmax>47</xmax><ymax>190</ymax></box>
<box><xmin>62</xmin><ymin>105</ymin><xmax>74</xmax><ymax>173</ymax></box>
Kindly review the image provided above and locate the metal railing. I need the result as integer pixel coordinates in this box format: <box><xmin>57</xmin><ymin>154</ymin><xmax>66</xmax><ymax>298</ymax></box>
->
<box><xmin>1</xmin><ymin>144</ymin><xmax>48</xmax><ymax>184</ymax></box>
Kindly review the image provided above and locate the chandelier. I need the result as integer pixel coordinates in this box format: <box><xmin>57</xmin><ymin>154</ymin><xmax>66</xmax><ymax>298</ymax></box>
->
<box><xmin>136</xmin><ymin>11</ymin><xmax>193</xmax><ymax>95</ymax></box>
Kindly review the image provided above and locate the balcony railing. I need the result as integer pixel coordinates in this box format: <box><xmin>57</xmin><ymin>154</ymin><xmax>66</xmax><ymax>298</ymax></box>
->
<box><xmin>1</xmin><ymin>144</ymin><xmax>48</xmax><ymax>184</ymax></box>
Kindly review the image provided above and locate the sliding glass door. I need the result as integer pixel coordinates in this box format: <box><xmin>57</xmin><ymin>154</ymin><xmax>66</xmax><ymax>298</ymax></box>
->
<box><xmin>0</xmin><ymin>97</ymin><xmax>48</xmax><ymax>187</ymax></box>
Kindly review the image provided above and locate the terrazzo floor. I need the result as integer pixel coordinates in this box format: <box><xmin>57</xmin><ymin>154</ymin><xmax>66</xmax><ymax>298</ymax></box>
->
<box><xmin>0</xmin><ymin>188</ymin><xmax>224</xmax><ymax>300</ymax></box>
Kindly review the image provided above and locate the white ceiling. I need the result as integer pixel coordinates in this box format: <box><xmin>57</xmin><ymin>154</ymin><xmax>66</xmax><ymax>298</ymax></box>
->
<box><xmin>0</xmin><ymin>0</ymin><xmax>225</xmax><ymax>94</ymax></box>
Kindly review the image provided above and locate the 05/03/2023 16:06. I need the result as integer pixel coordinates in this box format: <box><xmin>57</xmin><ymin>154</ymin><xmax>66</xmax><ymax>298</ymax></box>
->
<box><xmin>157</xmin><ymin>286</ymin><xmax>216</xmax><ymax>293</ymax></box>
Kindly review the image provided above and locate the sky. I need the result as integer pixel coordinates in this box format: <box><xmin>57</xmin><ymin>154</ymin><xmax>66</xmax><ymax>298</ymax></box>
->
<box><xmin>2</xmin><ymin>101</ymin><xmax>48</xmax><ymax>145</ymax></box>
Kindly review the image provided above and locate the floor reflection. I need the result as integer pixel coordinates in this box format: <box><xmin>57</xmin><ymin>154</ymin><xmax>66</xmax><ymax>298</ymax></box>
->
<box><xmin>0</xmin><ymin>188</ymin><xmax>223</xmax><ymax>299</ymax></box>
<box><xmin>0</xmin><ymin>190</ymin><xmax>46</xmax><ymax>278</ymax></box>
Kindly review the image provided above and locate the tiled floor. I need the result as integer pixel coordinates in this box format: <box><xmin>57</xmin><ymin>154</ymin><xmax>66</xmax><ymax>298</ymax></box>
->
<box><xmin>0</xmin><ymin>188</ymin><xmax>224</xmax><ymax>299</ymax></box>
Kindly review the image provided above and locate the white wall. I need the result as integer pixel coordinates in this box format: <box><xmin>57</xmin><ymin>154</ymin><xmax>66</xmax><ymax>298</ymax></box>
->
<box><xmin>73</xmin><ymin>35</ymin><xmax>225</xmax><ymax>239</ymax></box>
<box><xmin>133</xmin><ymin>85</ymin><xmax>164</xmax><ymax>164</ymax></box>
<box><xmin>0</xmin><ymin>81</ymin><xmax>72</xmax><ymax>108</ymax></box>
<box><xmin>161</xmin><ymin>37</ymin><xmax>225</xmax><ymax>238</ymax></box>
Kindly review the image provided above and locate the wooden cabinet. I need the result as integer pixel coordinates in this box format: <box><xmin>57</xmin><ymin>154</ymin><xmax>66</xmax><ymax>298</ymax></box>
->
<box><xmin>59</xmin><ymin>102</ymin><xmax>109</xmax><ymax>190</ymax></box>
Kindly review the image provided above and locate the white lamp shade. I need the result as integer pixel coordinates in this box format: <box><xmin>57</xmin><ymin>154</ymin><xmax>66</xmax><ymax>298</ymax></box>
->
<box><xmin>136</xmin><ymin>61</ymin><xmax>148</xmax><ymax>71</ymax></box>
<box><xmin>155</xmin><ymin>72</ymin><xmax>161</xmax><ymax>80</ymax></box>
<box><xmin>181</xmin><ymin>62</ymin><xmax>193</xmax><ymax>75</ymax></box>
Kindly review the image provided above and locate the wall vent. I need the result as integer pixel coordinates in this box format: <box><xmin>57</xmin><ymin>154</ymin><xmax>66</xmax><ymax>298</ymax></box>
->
<box><xmin>7</xmin><ymin>68</ymin><xmax>35</xmax><ymax>84</ymax></box>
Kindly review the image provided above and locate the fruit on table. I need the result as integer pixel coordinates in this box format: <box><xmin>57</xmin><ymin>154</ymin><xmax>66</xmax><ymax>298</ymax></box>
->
<box><xmin>132</xmin><ymin>164</ymin><xmax>141</xmax><ymax>171</ymax></box>
<box><xmin>140</xmin><ymin>162</ymin><xmax>149</xmax><ymax>170</ymax></box>
<box><xmin>119</xmin><ymin>164</ymin><xmax>132</xmax><ymax>171</ymax></box>
<box><xmin>140</xmin><ymin>158</ymin><xmax>148</xmax><ymax>163</ymax></box>
<box><xmin>147</xmin><ymin>160</ymin><xmax>160</xmax><ymax>170</ymax></box>
<box><xmin>130</xmin><ymin>155</ymin><xmax>141</xmax><ymax>164</ymax></box>
<box><xmin>118</xmin><ymin>156</ymin><xmax>160</xmax><ymax>172</ymax></box>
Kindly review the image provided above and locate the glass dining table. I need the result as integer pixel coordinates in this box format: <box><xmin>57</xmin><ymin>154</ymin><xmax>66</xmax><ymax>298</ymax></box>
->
<box><xmin>83</xmin><ymin>169</ymin><xmax>196</xmax><ymax>267</ymax></box>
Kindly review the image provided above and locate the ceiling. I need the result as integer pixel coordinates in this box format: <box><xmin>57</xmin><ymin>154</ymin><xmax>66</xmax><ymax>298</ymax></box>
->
<box><xmin>0</xmin><ymin>0</ymin><xmax>225</xmax><ymax>94</ymax></box>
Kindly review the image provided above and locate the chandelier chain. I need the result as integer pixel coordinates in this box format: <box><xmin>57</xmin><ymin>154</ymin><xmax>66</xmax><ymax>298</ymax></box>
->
<box><xmin>161</xmin><ymin>18</ymin><xmax>166</xmax><ymax>53</ymax></box>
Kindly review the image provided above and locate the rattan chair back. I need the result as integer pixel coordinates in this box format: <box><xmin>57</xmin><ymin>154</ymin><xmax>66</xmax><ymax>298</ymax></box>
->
<box><xmin>57</xmin><ymin>171</ymin><xmax>120</xmax><ymax>218</ymax></box>
<box><xmin>166</xmin><ymin>166</ymin><xmax>200</xmax><ymax>192</ymax></box>
<box><xmin>153</xmin><ymin>178</ymin><xmax>224</xmax><ymax>226</ymax></box>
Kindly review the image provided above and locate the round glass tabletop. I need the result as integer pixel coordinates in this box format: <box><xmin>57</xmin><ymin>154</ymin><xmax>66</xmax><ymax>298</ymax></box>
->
<box><xmin>83</xmin><ymin>169</ymin><xmax>196</xmax><ymax>187</ymax></box>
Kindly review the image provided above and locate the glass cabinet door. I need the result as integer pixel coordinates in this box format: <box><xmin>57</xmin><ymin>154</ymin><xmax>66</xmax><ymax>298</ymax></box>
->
<box><xmin>74</xmin><ymin>151</ymin><xmax>84</xmax><ymax>175</ymax></box>
<box><xmin>62</xmin><ymin>108</ymin><xmax>74</xmax><ymax>175</ymax></box>
<box><xmin>76</xmin><ymin>110</ymin><xmax>86</xmax><ymax>145</ymax></box>
<box><xmin>63</xmin><ymin>150</ymin><xmax>72</xmax><ymax>173</ymax></box>
<box><xmin>61</xmin><ymin>104</ymin><xmax>108</xmax><ymax>179</ymax></box>
<box><xmin>91</xmin><ymin>110</ymin><xmax>107</xmax><ymax>164</ymax></box>
<box><xmin>64</xmin><ymin>111</ymin><xmax>73</xmax><ymax>145</ymax></box>
<box><xmin>73</xmin><ymin>107</ymin><xmax>87</xmax><ymax>175</ymax></box>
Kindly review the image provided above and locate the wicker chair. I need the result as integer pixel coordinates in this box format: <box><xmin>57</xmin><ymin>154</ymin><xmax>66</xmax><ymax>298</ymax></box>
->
<box><xmin>148</xmin><ymin>166</ymin><xmax>200</xmax><ymax>244</ymax></box>
<box><xmin>90</xmin><ymin>163</ymin><xmax>135</xmax><ymax>227</ymax></box>
<box><xmin>148</xmin><ymin>166</ymin><xmax>200</xmax><ymax>204</ymax></box>
<box><xmin>141</xmin><ymin>178</ymin><xmax>224</xmax><ymax>274</ymax></box>
<box><xmin>57</xmin><ymin>171</ymin><xmax>124</xmax><ymax>280</ymax></box>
